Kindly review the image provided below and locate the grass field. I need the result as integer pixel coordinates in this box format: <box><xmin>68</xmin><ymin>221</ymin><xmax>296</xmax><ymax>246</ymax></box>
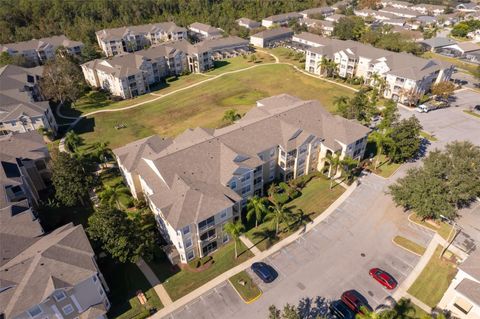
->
<box><xmin>245</xmin><ymin>176</ymin><xmax>344</xmax><ymax>251</ymax></box>
<box><xmin>75</xmin><ymin>63</ymin><xmax>355</xmax><ymax>149</ymax></box>
<box><xmin>393</xmin><ymin>236</ymin><xmax>426</xmax><ymax>256</ymax></box>
<box><xmin>464</xmin><ymin>110</ymin><xmax>480</xmax><ymax>118</ymax></box>
<box><xmin>229</xmin><ymin>271</ymin><xmax>262</xmax><ymax>303</ymax></box>
<box><xmin>148</xmin><ymin>241</ymin><xmax>253</xmax><ymax>301</ymax></box>
<box><xmin>370</xmin><ymin>154</ymin><xmax>402</xmax><ymax>178</ymax></box>
<box><xmin>407</xmin><ymin>245</ymin><xmax>458</xmax><ymax>308</ymax></box>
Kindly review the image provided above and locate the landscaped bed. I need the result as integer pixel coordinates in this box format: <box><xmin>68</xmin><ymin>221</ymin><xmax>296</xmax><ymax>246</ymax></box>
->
<box><xmin>245</xmin><ymin>175</ymin><xmax>345</xmax><ymax>251</ymax></box>
<box><xmin>149</xmin><ymin>241</ymin><xmax>253</xmax><ymax>301</ymax></box>
<box><xmin>393</xmin><ymin>236</ymin><xmax>426</xmax><ymax>256</ymax></box>
<box><xmin>407</xmin><ymin>245</ymin><xmax>458</xmax><ymax>308</ymax></box>
<box><xmin>229</xmin><ymin>271</ymin><xmax>262</xmax><ymax>303</ymax></box>
<box><xmin>409</xmin><ymin>214</ymin><xmax>453</xmax><ymax>241</ymax></box>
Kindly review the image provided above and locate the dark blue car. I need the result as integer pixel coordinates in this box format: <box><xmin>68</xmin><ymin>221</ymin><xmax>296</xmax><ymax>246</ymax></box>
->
<box><xmin>329</xmin><ymin>300</ymin><xmax>356</xmax><ymax>319</ymax></box>
<box><xmin>251</xmin><ymin>262</ymin><xmax>277</xmax><ymax>283</ymax></box>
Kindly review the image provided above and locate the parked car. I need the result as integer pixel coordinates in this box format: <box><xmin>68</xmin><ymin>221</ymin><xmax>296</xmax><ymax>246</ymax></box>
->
<box><xmin>251</xmin><ymin>262</ymin><xmax>277</xmax><ymax>283</ymax></box>
<box><xmin>341</xmin><ymin>290</ymin><xmax>373</xmax><ymax>314</ymax></box>
<box><xmin>330</xmin><ymin>300</ymin><xmax>356</xmax><ymax>319</ymax></box>
<box><xmin>474</xmin><ymin>105</ymin><xmax>480</xmax><ymax>112</ymax></box>
<box><xmin>369</xmin><ymin>268</ymin><xmax>397</xmax><ymax>289</ymax></box>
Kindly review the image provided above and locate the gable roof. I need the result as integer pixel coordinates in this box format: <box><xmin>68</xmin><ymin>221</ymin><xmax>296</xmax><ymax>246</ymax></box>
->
<box><xmin>420</xmin><ymin>37</ymin><xmax>457</xmax><ymax>48</ymax></box>
<box><xmin>455</xmin><ymin>278</ymin><xmax>480</xmax><ymax>305</ymax></box>
<box><xmin>459</xmin><ymin>248</ymin><xmax>480</xmax><ymax>281</ymax></box>
<box><xmin>1</xmin><ymin>35</ymin><xmax>83</xmax><ymax>52</ymax></box>
<box><xmin>96</xmin><ymin>22</ymin><xmax>187</xmax><ymax>42</ymax></box>
<box><xmin>250</xmin><ymin>27</ymin><xmax>294</xmax><ymax>40</ymax></box>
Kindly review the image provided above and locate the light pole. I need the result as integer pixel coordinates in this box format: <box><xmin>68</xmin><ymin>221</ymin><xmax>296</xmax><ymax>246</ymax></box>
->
<box><xmin>439</xmin><ymin>214</ymin><xmax>460</xmax><ymax>259</ymax></box>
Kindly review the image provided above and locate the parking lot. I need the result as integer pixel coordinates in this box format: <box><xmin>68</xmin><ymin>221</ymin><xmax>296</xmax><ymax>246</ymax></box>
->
<box><xmin>399</xmin><ymin>89</ymin><xmax>480</xmax><ymax>148</ymax></box>
<box><xmin>165</xmin><ymin>174</ymin><xmax>434</xmax><ymax>319</ymax></box>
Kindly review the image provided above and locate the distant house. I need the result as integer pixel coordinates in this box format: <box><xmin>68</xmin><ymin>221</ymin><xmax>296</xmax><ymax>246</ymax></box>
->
<box><xmin>250</xmin><ymin>27</ymin><xmax>294</xmax><ymax>48</ymax></box>
<box><xmin>261</xmin><ymin>12</ymin><xmax>302</xmax><ymax>28</ymax></box>
<box><xmin>0</xmin><ymin>35</ymin><xmax>84</xmax><ymax>66</ymax></box>
<box><xmin>196</xmin><ymin>36</ymin><xmax>250</xmax><ymax>60</ymax></box>
<box><xmin>411</xmin><ymin>3</ymin><xmax>446</xmax><ymax>15</ymax></box>
<box><xmin>0</xmin><ymin>65</ymin><xmax>57</xmax><ymax>135</ymax></box>
<box><xmin>299</xmin><ymin>7</ymin><xmax>335</xmax><ymax>18</ymax></box>
<box><xmin>0</xmin><ymin>131</ymin><xmax>111</xmax><ymax>319</ymax></box>
<box><xmin>325</xmin><ymin>14</ymin><xmax>346</xmax><ymax>23</ymax></box>
<box><xmin>380</xmin><ymin>0</ymin><xmax>413</xmax><ymax>9</ymax></box>
<box><xmin>439</xmin><ymin>249</ymin><xmax>480</xmax><ymax>319</ymax></box>
<box><xmin>379</xmin><ymin>6</ymin><xmax>419</xmax><ymax>18</ymax></box>
<box><xmin>419</xmin><ymin>37</ymin><xmax>457</xmax><ymax>52</ymax></box>
<box><xmin>443</xmin><ymin>42</ymin><xmax>480</xmax><ymax>63</ymax></box>
<box><xmin>456</xmin><ymin>2</ymin><xmax>480</xmax><ymax>13</ymax></box>
<box><xmin>301</xmin><ymin>19</ymin><xmax>335</xmax><ymax>36</ymax></box>
<box><xmin>415</xmin><ymin>15</ymin><xmax>437</xmax><ymax>26</ymax></box>
<box><xmin>236</xmin><ymin>18</ymin><xmax>261</xmax><ymax>29</ymax></box>
<box><xmin>95</xmin><ymin>22</ymin><xmax>187</xmax><ymax>57</ymax></box>
<box><xmin>188</xmin><ymin>22</ymin><xmax>224</xmax><ymax>40</ymax></box>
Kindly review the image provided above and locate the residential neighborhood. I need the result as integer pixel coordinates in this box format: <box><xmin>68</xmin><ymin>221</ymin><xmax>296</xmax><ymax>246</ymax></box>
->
<box><xmin>0</xmin><ymin>1</ymin><xmax>480</xmax><ymax>319</ymax></box>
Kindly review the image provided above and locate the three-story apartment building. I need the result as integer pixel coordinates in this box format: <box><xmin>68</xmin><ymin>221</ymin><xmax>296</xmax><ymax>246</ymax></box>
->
<box><xmin>96</xmin><ymin>22</ymin><xmax>187</xmax><ymax>57</ymax></box>
<box><xmin>0</xmin><ymin>64</ymin><xmax>58</xmax><ymax>135</ymax></box>
<box><xmin>301</xmin><ymin>33</ymin><xmax>454</xmax><ymax>104</ymax></box>
<box><xmin>114</xmin><ymin>94</ymin><xmax>370</xmax><ymax>264</ymax></box>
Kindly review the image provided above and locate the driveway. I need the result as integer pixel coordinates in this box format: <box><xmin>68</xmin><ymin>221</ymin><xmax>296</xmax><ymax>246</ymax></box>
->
<box><xmin>399</xmin><ymin>90</ymin><xmax>480</xmax><ymax>149</ymax></box>
<box><xmin>164</xmin><ymin>174</ymin><xmax>434</xmax><ymax>319</ymax></box>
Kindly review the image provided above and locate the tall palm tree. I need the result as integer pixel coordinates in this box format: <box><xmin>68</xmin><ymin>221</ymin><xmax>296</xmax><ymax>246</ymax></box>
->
<box><xmin>246</xmin><ymin>196</ymin><xmax>268</xmax><ymax>228</ymax></box>
<box><xmin>266</xmin><ymin>201</ymin><xmax>293</xmax><ymax>235</ymax></box>
<box><xmin>99</xmin><ymin>184</ymin><xmax>132</xmax><ymax>210</ymax></box>
<box><xmin>370</xmin><ymin>72</ymin><xmax>387</xmax><ymax>95</ymax></box>
<box><xmin>326</xmin><ymin>152</ymin><xmax>342</xmax><ymax>189</ymax></box>
<box><xmin>223</xmin><ymin>220</ymin><xmax>245</xmax><ymax>259</ymax></box>
<box><xmin>340</xmin><ymin>156</ymin><xmax>359</xmax><ymax>183</ymax></box>
<box><xmin>93</xmin><ymin>141</ymin><xmax>111</xmax><ymax>167</ymax></box>
<box><xmin>318</xmin><ymin>57</ymin><xmax>338</xmax><ymax>77</ymax></box>
<box><xmin>65</xmin><ymin>130</ymin><xmax>81</xmax><ymax>152</ymax></box>
<box><xmin>368</xmin><ymin>130</ymin><xmax>393</xmax><ymax>170</ymax></box>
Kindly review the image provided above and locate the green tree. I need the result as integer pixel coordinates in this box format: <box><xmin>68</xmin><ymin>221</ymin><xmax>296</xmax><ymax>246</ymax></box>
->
<box><xmin>223</xmin><ymin>220</ymin><xmax>245</xmax><ymax>259</ymax></box>
<box><xmin>431</xmin><ymin>81</ymin><xmax>455</xmax><ymax>99</ymax></box>
<box><xmin>368</xmin><ymin>130</ymin><xmax>393</xmax><ymax>169</ymax></box>
<box><xmin>333</xmin><ymin>16</ymin><xmax>366</xmax><ymax>40</ymax></box>
<box><xmin>338</xmin><ymin>89</ymin><xmax>370</xmax><ymax>121</ymax></box>
<box><xmin>378</xmin><ymin>100</ymin><xmax>399</xmax><ymax>130</ymax></box>
<box><xmin>333</xmin><ymin>95</ymin><xmax>350</xmax><ymax>111</ymax></box>
<box><xmin>99</xmin><ymin>184</ymin><xmax>132</xmax><ymax>210</ymax></box>
<box><xmin>51</xmin><ymin>152</ymin><xmax>92</xmax><ymax>206</ymax></box>
<box><xmin>318</xmin><ymin>57</ymin><xmax>338</xmax><ymax>77</ymax></box>
<box><xmin>326</xmin><ymin>152</ymin><xmax>342</xmax><ymax>188</ymax></box>
<box><xmin>87</xmin><ymin>206</ymin><xmax>156</xmax><ymax>263</ymax></box>
<box><xmin>92</xmin><ymin>141</ymin><xmax>111</xmax><ymax>166</ymax></box>
<box><xmin>64</xmin><ymin>130</ymin><xmax>82</xmax><ymax>152</ymax></box>
<box><xmin>246</xmin><ymin>196</ymin><xmax>268</xmax><ymax>228</ymax></box>
<box><xmin>340</xmin><ymin>156</ymin><xmax>359</xmax><ymax>183</ymax></box>
<box><xmin>40</xmin><ymin>53</ymin><xmax>86</xmax><ymax>105</ymax></box>
<box><xmin>388</xmin><ymin>116</ymin><xmax>422</xmax><ymax>163</ymax></box>
<box><xmin>0</xmin><ymin>51</ymin><xmax>29</xmax><ymax>67</ymax></box>
<box><xmin>473</xmin><ymin>65</ymin><xmax>480</xmax><ymax>82</ymax></box>
<box><xmin>266</xmin><ymin>201</ymin><xmax>294</xmax><ymax>235</ymax></box>
<box><xmin>80</xmin><ymin>43</ymin><xmax>102</xmax><ymax>62</ymax></box>
<box><xmin>223</xmin><ymin>109</ymin><xmax>241</xmax><ymax>123</ymax></box>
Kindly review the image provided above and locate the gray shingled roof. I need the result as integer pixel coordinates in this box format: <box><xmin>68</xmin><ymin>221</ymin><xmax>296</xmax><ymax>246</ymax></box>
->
<box><xmin>114</xmin><ymin>95</ymin><xmax>369</xmax><ymax>229</ymax></box>
<box><xmin>188</xmin><ymin>22</ymin><xmax>223</xmax><ymax>36</ymax></box>
<box><xmin>236</xmin><ymin>18</ymin><xmax>261</xmax><ymax>28</ymax></box>
<box><xmin>0</xmin><ymin>224</ymin><xmax>97</xmax><ymax>318</ymax></box>
<box><xmin>420</xmin><ymin>37</ymin><xmax>457</xmax><ymax>48</ymax></box>
<box><xmin>263</xmin><ymin>12</ymin><xmax>302</xmax><ymax>22</ymax></box>
<box><xmin>96</xmin><ymin>22</ymin><xmax>187</xmax><ymax>42</ymax></box>
<box><xmin>250</xmin><ymin>27</ymin><xmax>294</xmax><ymax>40</ymax></box>
<box><xmin>459</xmin><ymin>248</ymin><xmax>480</xmax><ymax>281</ymax></box>
<box><xmin>1</xmin><ymin>35</ymin><xmax>83</xmax><ymax>52</ymax></box>
<box><xmin>455</xmin><ymin>278</ymin><xmax>480</xmax><ymax>305</ymax></box>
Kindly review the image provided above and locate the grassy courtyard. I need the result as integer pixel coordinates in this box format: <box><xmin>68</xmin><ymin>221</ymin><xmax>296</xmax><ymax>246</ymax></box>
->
<box><xmin>148</xmin><ymin>241</ymin><xmax>253</xmax><ymax>301</ymax></box>
<box><xmin>245</xmin><ymin>176</ymin><xmax>345</xmax><ymax>251</ymax></box>
<box><xmin>74</xmin><ymin>62</ymin><xmax>355</xmax><ymax>150</ymax></box>
<box><xmin>229</xmin><ymin>271</ymin><xmax>262</xmax><ymax>303</ymax></box>
<box><xmin>407</xmin><ymin>245</ymin><xmax>458</xmax><ymax>308</ymax></box>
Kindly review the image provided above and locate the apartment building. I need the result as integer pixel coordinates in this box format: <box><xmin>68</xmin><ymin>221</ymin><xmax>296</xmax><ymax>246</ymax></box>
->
<box><xmin>196</xmin><ymin>36</ymin><xmax>250</xmax><ymax>60</ymax></box>
<box><xmin>300</xmin><ymin>7</ymin><xmax>336</xmax><ymax>19</ymax></box>
<box><xmin>236</xmin><ymin>18</ymin><xmax>261</xmax><ymax>29</ymax></box>
<box><xmin>81</xmin><ymin>40</ymin><xmax>212</xmax><ymax>99</ymax></box>
<box><xmin>302</xmin><ymin>33</ymin><xmax>454</xmax><ymax>103</ymax></box>
<box><xmin>325</xmin><ymin>14</ymin><xmax>347</xmax><ymax>22</ymax></box>
<box><xmin>0</xmin><ymin>65</ymin><xmax>58</xmax><ymax>135</ymax></box>
<box><xmin>379</xmin><ymin>6</ymin><xmax>420</xmax><ymax>18</ymax></box>
<box><xmin>0</xmin><ymin>35</ymin><xmax>84</xmax><ymax>66</ymax></box>
<box><xmin>380</xmin><ymin>0</ymin><xmax>413</xmax><ymax>9</ymax></box>
<box><xmin>261</xmin><ymin>12</ymin><xmax>302</xmax><ymax>27</ymax></box>
<box><xmin>250</xmin><ymin>27</ymin><xmax>294</xmax><ymax>48</ymax></box>
<box><xmin>114</xmin><ymin>94</ymin><xmax>370</xmax><ymax>264</ymax></box>
<box><xmin>439</xmin><ymin>249</ymin><xmax>480</xmax><ymax>319</ymax></box>
<box><xmin>410</xmin><ymin>3</ymin><xmax>446</xmax><ymax>15</ymax></box>
<box><xmin>188</xmin><ymin>23</ymin><xmax>223</xmax><ymax>40</ymax></box>
<box><xmin>95</xmin><ymin>22</ymin><xmax>187</xmax><ymax>57</ymax></box>
<box><xmin>0</xmin><ymin>131</ymin><xmax>111</xmax><ymax>319</ymax></box>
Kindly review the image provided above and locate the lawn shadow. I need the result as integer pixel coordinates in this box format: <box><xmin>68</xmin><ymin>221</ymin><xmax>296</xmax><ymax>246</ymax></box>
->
<box><xmin>74</xmin><ymin>117</ymin><xmax>96</xmax><ymax>134</ymax></box>
<box><xmin>213</xmin><ymin>60</ymin><xmax>231</xmax><ymax>69</ymax></box>
<box><xmin>250</xmin><ymin>227</ymin><xmax>277</xmax><ymax>250</ymax></box>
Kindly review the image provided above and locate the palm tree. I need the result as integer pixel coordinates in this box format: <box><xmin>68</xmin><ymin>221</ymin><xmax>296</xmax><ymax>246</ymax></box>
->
<box><xmin>326</xmin><ymin>152</ymin><xmax>342</xmax><ymax>189</ymax></box>
<box><xmin>223</xmin><ymin>220</ymin><xmax>245</xmax><ymax>259</ymax></box>
<box><xmin>93</xmin><ymin>141</ymin><xmax>111</xmax><ymax>167</ymax></box>
<box><xmin>333</xmin><ymin>95</ymin><xmax>350</xmax><ymax>112</ymax></box>
<box><xmin>99</xmin><ymin>184</ymin><xmax>132</xmax><ymax>210</ymax></box>
<box><xmin>318</xmin><ymin>57</ymin><xmax>338</xmax><ymax>77</ymax></box>
<box><xmin>295</xmin><ymin>209</ymin><xmax>312</xmax><ymax>232</ymax></box>
<box><xmin>266</xmin><ymin>201</ymin><xmax>293</xmax><ymax>235</ymax></box>
<box><xmin>370</xmin><ymin>72</ymin><xmax>386</xmax><ymax>95</ymax></box>
<box><xmin>223</xmin><ymin>109</ymin><xmax>241</xmax><ymax>124</ymax></box>
<box><xmin>65</xmin><ymin>130</ymin><xmax>81</xmax><ymax>152</ymax></box>
<box><xmin>368</xmin><ymin>130</ymin><xmax>393</xmax><ymax>170</ymax></box>
<box><xmin>340</xmin><ymin>156</ymin><xmax>359</xmax><ymax>183</ymax></box>
<box><xmin>246</xmin><ymin>196</ymin><xmax>268</xmax><ymax>228</ymax></box>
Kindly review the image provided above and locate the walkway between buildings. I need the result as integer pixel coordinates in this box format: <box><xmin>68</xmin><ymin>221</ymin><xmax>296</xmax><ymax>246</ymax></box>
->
<box><xmin>137</xmin><ymin>258</ymin><xmax>173</xmax><ymax>307</ymax></box>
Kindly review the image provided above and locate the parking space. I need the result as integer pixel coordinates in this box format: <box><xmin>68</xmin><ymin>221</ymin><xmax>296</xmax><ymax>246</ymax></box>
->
<box><xmin>165</xmin><ymin>173</ymin><xmax>434</xmax><ymax>319</ymax></box>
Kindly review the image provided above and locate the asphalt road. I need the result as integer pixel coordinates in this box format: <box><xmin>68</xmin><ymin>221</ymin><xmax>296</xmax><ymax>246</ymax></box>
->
<box><xmin>165</xmin><ymin>173</ymin><xmax>434</xmax><ymax>319</ymax></box>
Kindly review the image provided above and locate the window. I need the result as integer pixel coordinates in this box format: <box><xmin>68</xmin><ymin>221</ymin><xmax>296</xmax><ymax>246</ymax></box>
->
<box><xmin>93</xmin><ymin>275</ymin><xmax>98</xmax><ymax>283</ymax></box>
<box><xmin>53</xmin><ymin>290</ymin><xmax>66</xmax><ymax>302</ymax></box>
<box><xmin>99</xmin><ymin>287</ymin><xmax>104</xmax><ymax>296</ymax></box>
<box><xmin>223</xmin><ymin>233</ymin><xmax>229</xmax><ymax>243</ymax></box>
<box><xmin>185</xmin><ymin>238</ymin><xmax>193</xmax><ymax>248</ymax></box>
<box><xmin>198</xmin><ymin>216</ymin><xmax>215</xmax><ymax>230</ymax></box>
<box><xmin>182</xmin><ymin>225</ymin><xmax>190</xmax><ymax>235</ymax></box>
<box><xmin>28</xmin><ymin>305</ymin><xmax>42</xmax><ymax>317</ymax></box>
<box><xmin>241</xmin><ymin>185</ymin><xmax>251</xmax><ymax>194</ymax></box>
<box><xmin>220</xmin><ymin>211</ymin><xmax>227</xmax><ymax>219</ymax></box>
<box><xmin>270</xmin><ymin>148</ymin><xmax>276</xmax><ymax>157</ymax></box>
<box><xmin>62</xmin><ymin>304</ymin><xmax>74</xmax><ymax>315</ymax></box>
<box><xmin>244</xmin><ymin>174</ymin><xmax>250</xmax><ymax>181</ymax></box>
<box><xmin>230</xmin><ymin>181</ymin><xmax>237</xmax><ymax>189</ymax></box>
<box><xmin>187</xmin><ymin>250</ymin><xmax>195</xmax><ymax>261</ymax></box>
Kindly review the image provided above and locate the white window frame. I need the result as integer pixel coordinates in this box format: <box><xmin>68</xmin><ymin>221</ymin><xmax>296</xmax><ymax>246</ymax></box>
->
<box><xmin>187</xmin><ymin>250</ymin><xmax>195</xmax><ymax>261</ymax></box>
<box><xmin>53</xmin><ymin>290</ymin><xmax>66</xmax><ymax>302</ymax></box>
<box><xmin>185</xmin><ymin>237</ymin><xmax>193</xmax><ymax>248</ymax></box>
<box><xmin>27</xmin><ymin>305</ymin><xmax>43</xmax><ymax>318</ymax></box>
<box><xmin>62</xmin><ymin>304</ymin><xmax>75</xmax><ymax>315</ymax></box>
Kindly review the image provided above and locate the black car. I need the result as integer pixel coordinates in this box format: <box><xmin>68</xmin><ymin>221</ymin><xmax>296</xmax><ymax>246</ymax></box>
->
<box><xmin>251</xmin><ymin>262</ymin><xmax>277</xmax><ymax>283</ymax></box>
<box><xmin>474</xmin><ymin>105</ymin><xmax>480</xmax><ymax>111</ymax></box>
<box><xmin>330</xmin><ymin>300</ymin><xmax>356</xmax><ymax>319</ymax></box>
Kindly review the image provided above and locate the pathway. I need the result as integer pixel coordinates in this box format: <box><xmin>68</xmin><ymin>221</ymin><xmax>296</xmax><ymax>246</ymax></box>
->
<box><xmin>137</xmin><ymin>257</ymin><xmax>173</xmax><ymax>306</ymax></box>
<box><xmin>55</xmin><ymin>50</ymin><xmax>358</xmax><ymax>129</ymax></box>
<box><xmin>239</xmin><ymin>235</ymin><xmax>261</xmax><ymax>255</ymax></box>
<box><xmin>151</xmin><ymin>181</ymin><xmax>359</xmax><ymax>319</ymax></box>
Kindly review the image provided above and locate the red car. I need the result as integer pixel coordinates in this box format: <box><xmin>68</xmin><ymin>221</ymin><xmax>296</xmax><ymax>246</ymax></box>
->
<box><xmin>341</xmin><ymin>290</ymin><xmax>373</xmax><ymax>314</ymax></box>
<box><xmin>369</xmin><ymin>268</ymin><xmax>397</xmax><ymax>289</ymax></box>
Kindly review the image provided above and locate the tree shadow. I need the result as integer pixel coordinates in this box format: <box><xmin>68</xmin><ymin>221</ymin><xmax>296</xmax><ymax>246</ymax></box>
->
<box><xmin>74</xmin><ymin>117</ymin><xmax>95</xmax><ymax>134</ymax></box>
<box><xmin>213</xmin><ymin>60</ymin><xmax>230</xmax><ymax>69</ymax></box>
<box><xmin>251</xmin><ymin>227</ymin><xmax>277</xmax><ymax>250</ymax></box>
<box><xmin>297</xmin><ymin>296</ymin><xmax>331</xmax><ymax>319</ymax></box>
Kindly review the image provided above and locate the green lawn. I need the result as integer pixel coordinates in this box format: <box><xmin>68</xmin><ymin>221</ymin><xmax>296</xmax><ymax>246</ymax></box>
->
<box><xmin>229</xmin><ymin>271</ymin><xmax>262</xmax><ymax>303</ymax></box>
<box><xmin>464</xmin><ymin>110</ymin><xmax>480</xmax><ymax>119</ymax></box>
<box><xmin>407</xmin><ymin>245</ymin><xmax>458</xmax><ymax>308</ymax></box>
<box><xmin>266</xmin><ymin>47</ymin><xmax>305</xmax><ymax>68</ymax></box>
<box><xmin>420</xmin><ymin>131</ymin><xmax>438</xmax><ymax>142</ymax></box>
<box><xmin>207</xmin><ymin>51</ymin><xmax>275</xmax><ymax>75</ymax></box>
<box><xmin>148</xmin><ymin>241</ymin><xmax>253</xmax><ymax>301</ymax></box>
<box><xmin>99</xmin><ymin>257</ymin><xmax>163</xmax><ymax>319</ymax></box>
<box><xmin>75</xmin><ymin>63</ymin><xmax>355</xmax><ymax>149</ymax></box>
<box><xmin>422</xmin><ymin>52</ymin><xmax>478</xmax><ymax>75</ymax></box>
<box><xmin>371</xmin><ymin>154</ymin><xmax>402</xmax><ymax>178</ymax></box>
<box><xmin>393</xmin><ymin>236</ymin><xmax>426</xmax><ymax>256</ymax></box>
<box><xmin>245</xmin><ymin>176</ymin><xmax>345</xmax><ymax>251</ymax></box>
<box><xmin>409</xmin><ymin>214</ymin><xmax>453</xmax><ymax>241</ymax></box>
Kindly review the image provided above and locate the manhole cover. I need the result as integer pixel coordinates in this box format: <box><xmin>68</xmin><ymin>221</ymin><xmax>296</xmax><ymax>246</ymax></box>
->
<box><xmin>361</xmin><ymin>253</ymin><xmax>366</xmax><ymax>257</ymax></box>
<box><xmin>297</xmin><ymin>282</ymin><xmax>306</xmax><ymax>290</ymax></box>
<box><xmin>368</xmin><ymin>291</ymin><xmax>374</xmax><ymax>297</ymax></box>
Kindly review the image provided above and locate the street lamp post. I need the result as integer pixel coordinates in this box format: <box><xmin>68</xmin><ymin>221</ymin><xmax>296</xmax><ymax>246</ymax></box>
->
<box><xmin>439</xmin><ymin>214</ymin><xmax>460</xmax><ymax>259</ymax></box>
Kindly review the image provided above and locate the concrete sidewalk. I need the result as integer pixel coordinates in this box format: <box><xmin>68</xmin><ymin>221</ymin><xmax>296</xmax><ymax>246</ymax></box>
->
<box><xmin>151</xmin><ymin>181</ymin><xmax>358</xmax><ymax>319</ymax></box>
<box><xmin>137</xmin><ymin>258</ymin><xmax>173</xmax><ymax>306</ymax></box>
<box><xmin>239</xmin><ymin>235</ymin><xmax>262</xmax><ymax>255</ymax></box>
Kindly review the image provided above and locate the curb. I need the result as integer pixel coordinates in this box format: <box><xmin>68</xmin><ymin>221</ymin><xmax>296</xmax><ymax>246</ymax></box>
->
<box><xmin>407</xmin><ymin>213</ymin><xmax>437</xmax><ymax>233</ymax></box>
<box><xmin>227</xmin><ymin>277</ymin><xmax>263</xmax><ymax>304</ymax></box>
<box><xmin>391</xmin><ymin>237</ymin><xmax>424</xmax><ymax>257</ymax></box>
